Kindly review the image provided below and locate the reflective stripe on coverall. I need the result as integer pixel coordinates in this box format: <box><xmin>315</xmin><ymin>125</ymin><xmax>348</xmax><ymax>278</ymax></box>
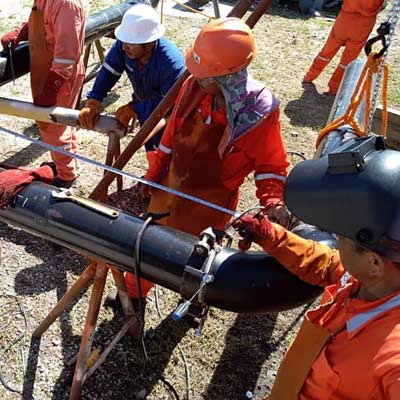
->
<box><xmin>125</xmin><ymin>77</ymin><xmax>289</xmax><ymax>298</ymax></box>
<box><xmin>304</xmin><ymin>0</ymin><xmax>384</xmax><ymax>94</ymax></box>
<box><xmin>258</xmin><ymin>224</ymin><xmax>400</xmax><ymax>399</ymax></box>
<box><xmin>29</xmin><ymin>0</ymin><xmax>85</xmax><ymax>180</ymax></box>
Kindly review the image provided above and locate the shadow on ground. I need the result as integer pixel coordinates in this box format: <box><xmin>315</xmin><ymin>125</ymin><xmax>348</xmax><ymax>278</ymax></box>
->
<box><xmin>1</xmin><ymin>225</ymin><xmax>88</xmax><ymax>400</ymax></box>
<box><xmin>284</xmin><ymin>82</ymin><xmax>335</xmax><ymax>129</ymax></box>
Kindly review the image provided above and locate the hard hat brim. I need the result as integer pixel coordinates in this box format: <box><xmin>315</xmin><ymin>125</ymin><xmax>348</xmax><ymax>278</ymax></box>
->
<box><xmin>114</xmin><ymin>24</ymin><xmax>166</xmax><ymax>44</ymax></box>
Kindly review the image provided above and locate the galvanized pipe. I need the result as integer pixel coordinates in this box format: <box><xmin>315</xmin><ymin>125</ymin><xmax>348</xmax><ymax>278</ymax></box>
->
<box><xmin>0</xmin><ymin>97</ymin><xmax>126</xmax><ymax>138</ymax></box>
<box><xmin>314</xmin><ymin>59</ymin><xmax>368</xmax><ymax>158</ymax></box>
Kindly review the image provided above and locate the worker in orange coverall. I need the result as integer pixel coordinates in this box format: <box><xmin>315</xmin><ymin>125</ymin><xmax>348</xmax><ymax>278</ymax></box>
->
<box><xmin>1</xmin><ymin>0</ymin><xmax>85</xmax><ymax>188</ymax></box>
<box><xmin>234</xmin><ymin>139</ymin><xmax>400</xmax><ymax>399</ymax></box>
<box><xmin>125</xmin><ymin>18</ymin><xmax>290</xmax><ymax>301</ymax></box>
<box><xmin>303</xmin><ymin>0</ymin><xmax>385</xmax><ymax>95</ymax></box>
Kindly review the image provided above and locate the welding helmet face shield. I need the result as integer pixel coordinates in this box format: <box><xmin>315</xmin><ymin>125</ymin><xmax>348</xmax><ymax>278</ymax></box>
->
<box><xmin>285</xmin><ymin>136</ymin><xmax>400</xmax><ymax>262</ymax></box>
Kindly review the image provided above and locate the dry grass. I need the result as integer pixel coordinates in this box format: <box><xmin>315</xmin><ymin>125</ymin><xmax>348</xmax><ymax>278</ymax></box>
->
<box><xmin>0</xmin><ymin>1</ymin><xmax>399</xmax><ymax>400</ymax></box>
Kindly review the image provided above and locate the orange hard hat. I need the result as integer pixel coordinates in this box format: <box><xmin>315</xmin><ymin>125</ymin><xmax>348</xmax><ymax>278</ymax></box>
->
<box><xmin>186</xmin><ymin>17</ymin><xmax>257</xmax><ymax>79</ymax></box>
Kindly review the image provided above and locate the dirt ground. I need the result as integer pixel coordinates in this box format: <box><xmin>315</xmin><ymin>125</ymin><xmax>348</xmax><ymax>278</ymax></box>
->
<box><xmin>0</xmin><ymin>1</ymin><xmax>399</xmax><ymax>400</ymax></box>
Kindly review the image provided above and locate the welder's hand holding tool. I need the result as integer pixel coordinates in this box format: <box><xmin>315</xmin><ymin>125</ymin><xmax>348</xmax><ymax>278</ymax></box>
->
<box><xmin>1</xmin><ymin>22</ymin><xmax>28</xmax><ymax>51</ymax></box>
<box><xmin>232</xmin><ymin>214</ymin><xmax>273</xmax><ymax>251</ymax></box>
<box><xmin>0</xmin><ymin>166</ymin><xmax>54</xmax><ymax>209</ymax></box>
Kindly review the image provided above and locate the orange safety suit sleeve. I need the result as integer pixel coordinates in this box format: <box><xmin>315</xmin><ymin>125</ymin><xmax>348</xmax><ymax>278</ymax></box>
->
<box><xmin>48</xmin><ymin>0</ymin><xmax>85</xmax><ymax>80</ymax></box>
<box><xmin>258</xmin><ymin>222</ymin><xmax>345</xmax><ymax>287</ymax></box>
<box><xmin>143</xmin><ymin>79</ymin><xmax>192</xmax><ymax>182</ymax></box>
<box><xmin>251</xmin><ymin>109</ymin><xmax>289</xmax><ymax>206</ymax></box>
<box><xmin>143</xmin><ymin>111</ymin><xmax>177</xmax><ymax>182</ymax></box>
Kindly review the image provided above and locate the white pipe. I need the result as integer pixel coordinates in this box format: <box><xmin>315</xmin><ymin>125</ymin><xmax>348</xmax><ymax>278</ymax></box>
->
<box><xmin>0</xmin><ymin>97</ymin><xmax>126</xmax><ymax>138</ymax></box>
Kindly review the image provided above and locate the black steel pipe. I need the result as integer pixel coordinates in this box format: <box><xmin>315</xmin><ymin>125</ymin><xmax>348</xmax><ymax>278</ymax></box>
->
<box><xmin>0</xmin><ymin>0</ymin><xmax>143</xmax><ymax>86</ymax></box>
<box><xmin>0</xmin><ymin>182</ymin><xmax>329</xmax><ymax>313</ymax></box>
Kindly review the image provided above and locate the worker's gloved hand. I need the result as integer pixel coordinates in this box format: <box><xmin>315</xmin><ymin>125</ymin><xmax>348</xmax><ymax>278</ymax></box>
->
<box><xmin>1</xmin><ymin>22</ymin><xmax>29</xmax><ymax>51</ymax></box>
<box><xmin>0</xmin><ymin>166</ymin><xmax>54</xmax><ymax>209</ymax></box>
<box><xmin>115</xmin><ymin>102</ymin><xmax>136</xmax><ymax>130</ymax></box>
<box><xmin>264</xmin><ymin>201</ymin><xmax>290</xmax><ymax>228</ymax></box>
<box><xmin>79</xmin><ymin>99</ymin><xmax>101</xmax><ymax>130</ymax></box>
<box><xmin>232</xmin><ymin>214</ymin><xmax>273</xmax><ymax>251</ymax></box>
<box><xmin>34</xmin><ymin>71</ymin><xmax>66</xmax><ymax>107</ymax></box>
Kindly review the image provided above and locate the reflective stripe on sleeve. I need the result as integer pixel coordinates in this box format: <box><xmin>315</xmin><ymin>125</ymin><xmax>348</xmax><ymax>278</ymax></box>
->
<box><xmin>159</xmin><ymin>143</ymin><xmax>172</xmax><ymax>155</ymax></box>
<box><xmin>103</xmin><ymin>62</ymin><xmax>122</xmax><ymax>76</ymax></box>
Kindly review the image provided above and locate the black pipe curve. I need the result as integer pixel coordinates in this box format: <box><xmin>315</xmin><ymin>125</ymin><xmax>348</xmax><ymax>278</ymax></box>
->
<box><xmin>0</xmin><ymin>182</ymin><xmax>331</xmax><ymax>313</ymax></box>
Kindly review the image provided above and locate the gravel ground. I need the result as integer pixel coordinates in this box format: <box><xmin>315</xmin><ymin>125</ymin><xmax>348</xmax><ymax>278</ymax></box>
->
<box><xmin>0</xmin><ymin>1</ymin><xmax>399</xmax><ymax>400</ymax></box>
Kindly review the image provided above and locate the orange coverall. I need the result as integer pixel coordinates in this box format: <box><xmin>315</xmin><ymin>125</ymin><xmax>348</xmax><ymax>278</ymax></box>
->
<box><xmin>125</xmin><ymin>76</ymin><xmax>289</xmax><ymax>298</ymax></box>
<box><xmin>30</xmin><ymin>0</ymin><xmax>85</xmax><ymax>180</ymax></box>
<box><xmin>259</xmin><ymin>224</ymin><xmax>400</xmax><ymax>400</ymax></box>
<box><xmin>304</xmin><ymin>0</ymin><xmax>384</xmax><ymax>94</ymax></box>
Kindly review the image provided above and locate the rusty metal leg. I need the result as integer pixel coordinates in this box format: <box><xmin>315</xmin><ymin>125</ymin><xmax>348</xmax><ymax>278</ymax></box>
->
<box><xmin>76</xmin><ymin>43</ymin><xmax>93</xmax><ymax>108</ymax></box>
<box><xmin>103</xmin><ymin>132</ymin><xmax>124</xmax><ymax>199</ymax></box>
<box><xmin>114</xmin><ymin>138</ymin><xmax>123</xmax><ymax>191</ymax></box>
<box><xmin>33</xmin><ymin>263</ymin><xmax>97</xmax><ymax>338</ymax></box>
<box><xmin>69</xmin><ymin>263</ymin><xmax>108</xmax><ymax>400</ymax></box>
<box><xmin>111</xmin><ymin>269</ymin><xmax>141</xmax><ymax>336</ymax></box>
<box><xmin>94</xmin><ymin>39</ymin><xmax>105</xmax><ymax>63</ymax></box>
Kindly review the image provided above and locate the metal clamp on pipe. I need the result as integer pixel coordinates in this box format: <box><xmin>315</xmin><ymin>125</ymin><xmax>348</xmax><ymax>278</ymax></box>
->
<box><xmin>173</xmin><ymin>227</ymin><xmax>232</xmax><ymax>335</ymax></box>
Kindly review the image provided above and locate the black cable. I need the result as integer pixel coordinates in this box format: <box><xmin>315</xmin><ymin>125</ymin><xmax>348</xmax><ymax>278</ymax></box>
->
<box><xmin>287</xmin><ymin>150</ymin><xmax>307</xmax><ymax>161</ymax></box>
<box><xmin>155</xmin><ymin>286</ymin><xmax>192</xmax><ymax>400</ymax></box>
<box><xmin>133</xmin><ymin>214</ymin><xmax>181</xmax><ymax>400</ymax></box>
<box><xmin>0</xmin><ymin>295</ymin><xmax>28</xmax><ymax>396</ymax></box>
<box><xmin>133</xmin><ymin>215</ymin><xmax>154</xmax><ymax>362</ymax></box>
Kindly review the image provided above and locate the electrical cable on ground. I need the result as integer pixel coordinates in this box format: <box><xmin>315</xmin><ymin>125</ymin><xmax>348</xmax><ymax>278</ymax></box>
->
<box><xmin>133</xmin><ymin>215</ymin><xmax>183</xmax><ymax>400</ymax></box>
<box><xmin>0</xmin><ymin>294</ymin><xmax>28</xmax><ymax>396</ymax></box>
<box><xmin>155</xmin><ymin>285</ymin><xmax>192</xmax><ymax>400</ymax></box>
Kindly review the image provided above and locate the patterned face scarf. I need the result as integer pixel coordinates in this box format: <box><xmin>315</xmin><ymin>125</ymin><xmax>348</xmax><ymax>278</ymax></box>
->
<box><xmin>215</xmin><ymin>68</ymin><xmax>279</xmax><ymax>156</ymax></box>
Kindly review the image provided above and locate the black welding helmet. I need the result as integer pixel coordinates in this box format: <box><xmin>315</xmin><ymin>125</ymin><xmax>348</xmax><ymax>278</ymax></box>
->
<box><xmin>285</xmin><ymin>136</ymin><xmax>400</xmax><ymax>262</ymax></box>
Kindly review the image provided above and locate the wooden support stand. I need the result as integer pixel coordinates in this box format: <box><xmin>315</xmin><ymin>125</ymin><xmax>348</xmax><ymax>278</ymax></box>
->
<box><xmin>32</xmin><ymin>260</ymin><xmax>141</xmax><ymax>400</ymax></box>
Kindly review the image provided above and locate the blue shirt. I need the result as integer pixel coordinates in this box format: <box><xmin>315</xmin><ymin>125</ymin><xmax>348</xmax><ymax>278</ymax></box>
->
<box><xmin>87</xmin><ymin>37</ymin><xmax>185</xmax><ymax>149</ymax></box>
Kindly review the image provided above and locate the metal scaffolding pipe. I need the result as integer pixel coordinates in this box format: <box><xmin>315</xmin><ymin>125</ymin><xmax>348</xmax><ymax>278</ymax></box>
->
<box><xmin>314</xmin><ymin>59</ymin><xmax>368</xmax><ymax>158</ymax></box>
<box><xmin>0</xmin><ymin>97</ymin><xmax>126</xmax><ymax>137</ymax></box>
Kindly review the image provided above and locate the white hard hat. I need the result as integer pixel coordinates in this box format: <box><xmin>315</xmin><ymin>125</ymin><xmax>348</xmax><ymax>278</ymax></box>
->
<box><xmin>114</xmin><ymin>4</ymin><xmax>165</xmax><ymax>44</ymax></box>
